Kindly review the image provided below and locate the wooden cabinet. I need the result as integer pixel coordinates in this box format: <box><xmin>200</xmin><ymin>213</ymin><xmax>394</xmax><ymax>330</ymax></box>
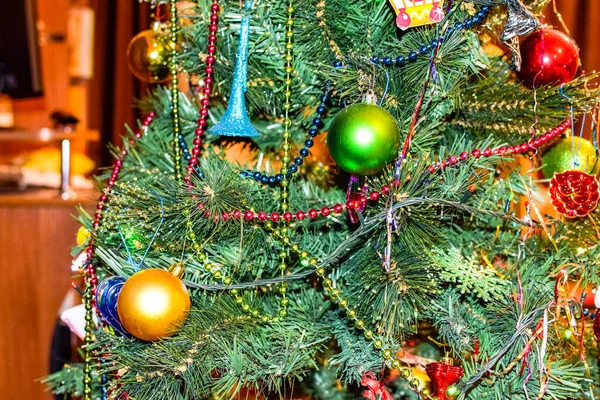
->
<box><xmin>0</xmin><ymin>190</ymin><xmax>95</xmax><ymax>399</ymax></box>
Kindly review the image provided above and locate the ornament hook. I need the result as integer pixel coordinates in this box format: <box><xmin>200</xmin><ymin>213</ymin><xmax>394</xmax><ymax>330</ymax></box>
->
<box><xmin>500</xmin><ymin>0</ymin><xmax>540</xmax><ymax>71</ymax></box>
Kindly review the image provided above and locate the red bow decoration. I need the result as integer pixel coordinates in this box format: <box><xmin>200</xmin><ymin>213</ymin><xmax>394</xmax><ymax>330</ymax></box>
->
<box><xmin>426</xmin><ymin>362</ymin><xmax>464</xmax><ymax>400</ymax></box>
<box><xmin>549</xmin><ymin>171</ymin><xmax>600</xmax><ymax>218</ymax></box>
<box><xmin>361</xmin><ymin>371</ymin><xmax>393</xmax><ymax>400</ymax></box>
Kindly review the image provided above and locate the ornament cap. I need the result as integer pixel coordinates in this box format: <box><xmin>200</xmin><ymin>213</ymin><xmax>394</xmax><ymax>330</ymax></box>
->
<box><xmin>441</xmin><ymin>353</ymin><xmax>454</xmax><ymax>366</ymax></box>
<box><xmin>363</xmin><ymin>90</ymin><xmax>378</xmax><ymax>105</ymax></box>
<box><xmin>168</xmin><ymin>262</ymin><xmax>186</xmax><ymax>279</ymax></box>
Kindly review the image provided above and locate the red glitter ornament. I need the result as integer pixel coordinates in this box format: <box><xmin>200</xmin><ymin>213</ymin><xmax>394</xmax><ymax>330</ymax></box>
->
<box><xmin>426</xmin><ymin>362</ymin><xmax>464</xmax><ymax>400</ymax></box>
<box><xmin>549</xmin><ymin>171</ymin><xmax>599</xmax><ymax>218</ymax></box>
<box><xmin>516</xmin><ymin>29</ymin><xmax>579</xmax><ymax>88</ymax></box>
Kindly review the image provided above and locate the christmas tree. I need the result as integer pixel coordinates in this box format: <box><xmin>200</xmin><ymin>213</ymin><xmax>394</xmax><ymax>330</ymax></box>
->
<box><xmin>45</xmin><ymin>0</ymin><xmax>600</xmax><ymax>399</ymax></box>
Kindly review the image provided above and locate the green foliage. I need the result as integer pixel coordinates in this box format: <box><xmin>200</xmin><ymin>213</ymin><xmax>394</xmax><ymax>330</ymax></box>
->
<box><xmin>93</xmin><ymin>291</ymin><xmax>331</xmax><ymax>399</ymax></box>
<box><xmin>328</xmin><ymin>316</ymin><xmax>386</xmax><ymax>385</ymax></box>
<box><xmin>40</xmin><ymin>363</ymin><xmax>101</xmax><ymax>398</ymax></box>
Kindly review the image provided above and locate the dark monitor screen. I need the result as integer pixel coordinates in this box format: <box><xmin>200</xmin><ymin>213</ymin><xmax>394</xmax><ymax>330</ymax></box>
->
<box><xmin>0</xmin><ymin>0</ymin><xmax>43</xmax><ymax>98</ymax></box>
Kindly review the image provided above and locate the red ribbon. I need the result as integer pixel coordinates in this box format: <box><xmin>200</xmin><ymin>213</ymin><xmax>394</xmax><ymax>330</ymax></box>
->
<box><xmin>361</xmin><ymin>372</ymin><xmax>393</xmax><ymax>400</ymax></box>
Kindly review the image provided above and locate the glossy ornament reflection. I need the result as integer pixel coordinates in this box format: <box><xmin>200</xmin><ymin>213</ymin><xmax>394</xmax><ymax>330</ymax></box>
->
<box><xmin>126</xmin><ymin>24</ymin><xmax>172</xmax><ymax>83</ymax></box>
<box><xmin>96</xmin><ymin>276</ymin><xmax>130</xmax><ymax>337</ymax></box>
<box><xmin>327</xmin><ymin>101</ymin><xmax>400</xmax><ymax>175</ymax></box>
<box><xmin>516</xmin><ymin>28</ymin><xmax>579</xmax><ymax>88</ymax></box>
<box><xmin>117</xmin><ymin>266</ymin><xmax>190</xmax><ymax>341</ymax></box>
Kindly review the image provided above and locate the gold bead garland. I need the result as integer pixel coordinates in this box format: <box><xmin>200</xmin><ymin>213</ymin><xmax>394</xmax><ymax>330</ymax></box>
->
<box><xmin>82</xmin><ymin>283</ymin><xmax>94</xmax><ymax>400</ymax></box>
<box><xmin>260</xmin><ymin>227</ymin><xmax>436</xmax><ymax>399</ymax></box>
<box><xmin>277</xmin><ymin>0</ymin><xmax>296</xmax><ymax>326</ymax></box>
<box><xmin>185</xmin><ymin>221</ymin><xmax>289</xmax><ymax>322</ymax></box>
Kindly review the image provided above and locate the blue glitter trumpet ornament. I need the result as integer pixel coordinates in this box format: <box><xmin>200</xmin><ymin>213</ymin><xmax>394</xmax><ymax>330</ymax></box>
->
<box><xmin>210</xmin><ymin>1</ymin><xmax>260</xmax><ymax>138</ymax></box>
<box><xmin>95</xmin><ymin>276</ymin><xmax>130</xmax><ymax>337</ymax></box>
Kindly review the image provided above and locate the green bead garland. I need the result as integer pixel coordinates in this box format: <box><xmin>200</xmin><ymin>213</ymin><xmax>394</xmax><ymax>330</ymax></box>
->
<box><xmin>82</xmin><ymin>278</ymin><xmax>95</xmax><ymax>400</ymax></box>
<box><xmin>170</xmin><ymin>0</ymin><xmax>182</xmax><ymax>181</ymax></box>
<box><xmin>279</xmin><ymin>1</ymin><xmax>294</xmax><ymax>212</ymax></box>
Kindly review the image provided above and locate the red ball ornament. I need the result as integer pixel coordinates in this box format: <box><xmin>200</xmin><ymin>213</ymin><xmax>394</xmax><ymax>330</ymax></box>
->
<box><xmin>594</xmin><ymin>312</ymin><xmax>600</xmax><ymax>342</ymax></box>
<box><xmin>549</xmin><ymin>171</ymin><xmax>600</xmax><ymax>218</ymax></box>
<box><xmin>516</xmin><ymin>29</ymin><xmax>579</xmax><ymax>88</ymax></box>
<box><xmin>426</xmin><ymin>362</ymin><xmax>464</xmax><ymax>400</ymax></box>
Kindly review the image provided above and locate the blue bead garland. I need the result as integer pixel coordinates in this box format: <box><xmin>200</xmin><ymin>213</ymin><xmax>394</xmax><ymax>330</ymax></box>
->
<box><xmin>100</xmin><ymin>358</ymin><xmax>108</xmax><ymax>400</ymax></box>
<box><xmin>178</xmin><ymin>6</ymin><xmax>490</xmax><ymax>186</ymax></box>
<box><xmin>177</xmin><ymin>127</ymin><xmax>206</xmax><ymax>177</ymax></box>
<box><xmin>240</xmin><ymin>82</ymin><xmax>332</xmax><ymax>185</ymax></box>
<box><xmin>360</xmin><ymin>6</ymin><xmax>489</xmax><ymax>69</ymax></box>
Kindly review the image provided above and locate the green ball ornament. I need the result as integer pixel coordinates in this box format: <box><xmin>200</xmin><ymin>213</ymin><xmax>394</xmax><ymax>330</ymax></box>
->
<box><xmin>446</xmin><ymin>384</ymin><xmax>460</xmax><ymax>398</ymax></box>
<box><xmin>541</xmin><ymin>137</ymin><xmax>597</xmax><ymax>179</ymax></box>
<box><xmin>327</xmin><ymin>103</ymin><xmax>401</xmax><ymax>175</ymax></box>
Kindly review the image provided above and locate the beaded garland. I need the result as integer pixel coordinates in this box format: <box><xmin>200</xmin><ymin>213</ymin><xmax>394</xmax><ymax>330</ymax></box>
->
<box><xmin>240</xmin><ymin>82</ymin><xmax>332</xmax><ymax>185</ymax></box>
<box><xmin>184</xmin><ymin>0</ymin><xmax>220</xmax><ymax>185</ymax></box>
<box><xmin>279</xmin><ymin>0</ymin><xmax>295</xmax><ymax>215</ymax></box>
<box><xmin>185</xmin><ymin>226</ymin><xmax>290</xmax><ymax>322</ymax></box>
<box><xmin>276</xmin><ymin>0</ymin><xmax>296</xmax><ymax>324</ymax></box>
<box><xmin>170</xmin><ymin>0</ymin><xmax>183</xmax><ymax>181</ymax></box>
<box><xmin>81</xmin><ymin>1</ymin><xmax>571</xmax><ymax>397</ymax></box>
<box><xmin>186</xmin><ymin>119</ymin><xmax>572</xmax><ymax>224</ymax></box>
<box><xmin>333</xmin><ymin>6</ymin><xmax>491</xmax><ymax>70</ymax></box>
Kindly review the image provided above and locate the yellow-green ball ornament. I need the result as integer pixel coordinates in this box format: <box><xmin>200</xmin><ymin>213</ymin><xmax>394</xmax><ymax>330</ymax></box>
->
<box><xmin>541</xmin><ymin>136</ymin><xmax>597</xmax><ymax>179</ymax></box>
<box><xmin>446</xmin><ymin>384</ymin><xmax>460</xmax><ymax>399</ymax></box>
<box><xmin>326</xmin><ymin>103</ymin><xmax>401</xmax><ymax>175</ymax></box>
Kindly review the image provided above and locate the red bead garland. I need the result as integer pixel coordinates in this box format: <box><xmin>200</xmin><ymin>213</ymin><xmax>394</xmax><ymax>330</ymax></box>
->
<box><xmin>184</xmin><ymin>0</ymin><xmax>220</xmax><ymax>185</ymax></box>
<box><xmin>86</xmin><ymin>117</ymin><xmax>570</xmax><ymax>261</ymax></box>
<box><xmin>84</xmin><ymin>113</ymin><xmax>155</xmax><ymax>303</ymax></box>
<box><xmin>427</xmin><ymin>120</ymin><xmax>569</xmax><ymax>174</ymax></box>
<box><xmin>184</xmin><ymin>119</ymin><xmax>571</xmax><ymax>224</ymax></box>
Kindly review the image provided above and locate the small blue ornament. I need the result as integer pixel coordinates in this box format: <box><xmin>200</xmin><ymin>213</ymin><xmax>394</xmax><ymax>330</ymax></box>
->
<box><xmin>210</xmin><ymin>1</ymin><xmax>260</xmax><ymax>138</ymax></box>
<box><xmin>96</xmin><ymin>276</ymin><xmax>130</xmax><ymax>337</ymax></box>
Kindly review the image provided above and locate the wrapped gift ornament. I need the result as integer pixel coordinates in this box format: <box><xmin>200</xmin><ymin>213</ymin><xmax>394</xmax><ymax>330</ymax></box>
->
<box><xmin>389</xmin><ymin>0</ymin><xmax>445</xmax><ymax>30</ymax></box>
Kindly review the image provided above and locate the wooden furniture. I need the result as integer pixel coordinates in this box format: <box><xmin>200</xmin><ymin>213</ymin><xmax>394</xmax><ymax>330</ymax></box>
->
<box><xmin>0</xmin><ymin>129</ymin><xmax>99</xmax><ymax>143</ymax></box>
<box><xmin>0</xmin><ymin>128</ymin><xmax>99</xmax><ymax>198</ymax></box>
<box><xmin>0</xmin><ymin>189</ymin><xmax>96</xmax><ymax>399</ymax></box>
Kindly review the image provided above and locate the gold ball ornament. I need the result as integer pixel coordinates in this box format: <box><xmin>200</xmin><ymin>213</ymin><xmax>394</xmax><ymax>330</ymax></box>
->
<box><xmin>563</xmin><ymin>219</ymin><xmax>600</xmax><ymax>255</ymax></box>
<box><xmin>117</xmin><ymin>264</ymin><xmax>190</xmax><ymax>341</ymax></box>
<box><xmin>126</xmin><ymin>26</ymin><xmax>172</xmax><ymax>83</ymax></box>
